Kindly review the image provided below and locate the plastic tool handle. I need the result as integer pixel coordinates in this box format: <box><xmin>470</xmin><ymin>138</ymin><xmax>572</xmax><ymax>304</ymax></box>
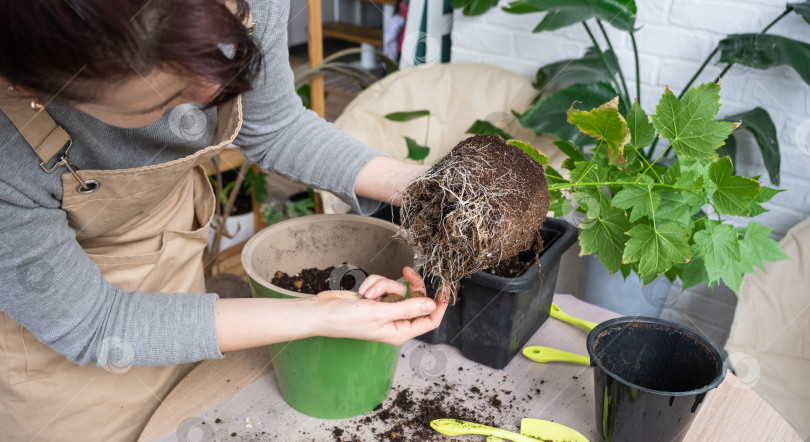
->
<box><xmin>550</xmin><ymin>303</ymin><xmax>598</xmax><ymax>332</ymax></box>
<box><xmin>522</xmin><ymin>346</ymin><xmax>591</xmax><ymax>365</ymax></box>
<box><xmin>430</xmin><ymin>419</ymin><xmax>541</xmax><ymax>442</ymax></box>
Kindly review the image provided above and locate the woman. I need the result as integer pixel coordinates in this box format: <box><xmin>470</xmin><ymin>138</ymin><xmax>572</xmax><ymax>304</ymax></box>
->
<box><xmin>0</xmin><ymin>0</ymin><xmax>447</xmax><ymax>440</ymax></box>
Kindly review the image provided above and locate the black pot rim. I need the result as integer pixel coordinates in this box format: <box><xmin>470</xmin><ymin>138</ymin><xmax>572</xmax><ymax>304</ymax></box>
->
<box><xmin>586</xmin><ymin>316</ymin><xmax>727</xmax><ymax>397</ymax></box>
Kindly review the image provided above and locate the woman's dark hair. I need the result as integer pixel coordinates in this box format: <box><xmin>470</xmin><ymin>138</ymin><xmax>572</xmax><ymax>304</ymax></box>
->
<box><xmin>0</xmin><ymin>0</ymin><xmax>262</xmax><ymax>106</ymax></box>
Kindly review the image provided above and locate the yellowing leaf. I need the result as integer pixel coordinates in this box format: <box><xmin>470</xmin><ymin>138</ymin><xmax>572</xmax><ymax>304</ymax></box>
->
<box><xmin>507</xmin><ymin>139</ymin><xmax>550</xmax><ymax>165</ymax></box>
<box><xmin>567</xmin><ymin>97</ymin><xmax>631</xmax><ymax>165</ymax></box>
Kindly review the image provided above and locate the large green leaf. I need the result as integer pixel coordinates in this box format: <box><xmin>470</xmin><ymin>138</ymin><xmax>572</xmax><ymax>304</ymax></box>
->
<box><xmin>708</xmin><ymin>156</ymin><xmax>762</xmax><ymax>216</ymax></box>
<box><xmin>622</xmin><ymin>221</ymin><xmax>691</xmax><ymax>284</ymax></box>
<box><xmin>535</xmin><ymin>48</ymin><xmax>619</xmax><ymax>92</ymax></box>
<box><xmin>466</xmin><ymin>120</ymin><xmax>515</xmax><ymax>140</ymax></box>
<box><xmin>385</xmin><ymin>110</ymin><xmax>431</xmax><ymax>122</ymax></box>
<box><xmin>502</xmin><ymin>0</ymin><xmax>637</xmax><ymax>32</ymax></box>
<box><xmin>567</xmin><ymin>98</ymin><xmax>630</xmax><ymax>165</ymax></box>
<box><xmin>655</xmin><ymin>190</ymin><xmax>703</xmax><ymax>228</ymax></box>
<box><xmin>651</xmin><ymin>83</ymin><xmax>736</xmax><ymax>159</ymax></box>
<box><xmin>611</xmin><ymin>176</ymin><xmax>660</xmax><ymax>222</ymax></box>
<box><xmin>788</xmin><ymin>2</ymin><xmax>810</xmax><ymax>24</ymax></box>
<box><xmin>452</xmin><ymin>0</ymin><xmax>500</xmax><ymax>16</ymax></box>
<box><xmin>693</xmin><ymin>221</ymin><xmax>742</xmax><ymax>292</ymax></box>
<box><xmin>519</xmin><ymin>82</ymin><xmax>620</xmax><ymax>146</ymax></box>
<box><xmin>692</xmin><ymin>221</ymin><xmax>788</xmax><ymax>293</ymax></box>
<box><xmin>403</xmin><ymin>136</ymin><xmax>430</xmax><ymax>162</ymax></box>
<box><xmin>579</xmin><ymin>207</ymin><xmax>631</xmax><ymax>274</ymax></box>
<box><xmin>741</xmin><ymin>222</ymin><xmax>789</xmax><ymax>271</ymax></box>
<box><xmin>719</xmin><ymin>34</ymin><xmax>810</xmax><ymax>86</ymax></box>
<box><xmin>748</xmin><ymin>185</ymin><xmax>784</xmax><ymax>217</ymax></box>
<box><xmin>723</xmin><ymin>108</ymin><xmax>780</xmax><ymax>185</ymax></box>
<box><xmin>573</xmin><ymin>187</ymin><xmax>613</xmax><ymax>221</ymax></box>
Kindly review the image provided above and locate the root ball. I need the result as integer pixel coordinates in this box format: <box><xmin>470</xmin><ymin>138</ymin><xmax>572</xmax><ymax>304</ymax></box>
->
<box><xmin>398</xmin><ymin>134</ymin><xmax>551</xmax><ymax>301</ymax></box>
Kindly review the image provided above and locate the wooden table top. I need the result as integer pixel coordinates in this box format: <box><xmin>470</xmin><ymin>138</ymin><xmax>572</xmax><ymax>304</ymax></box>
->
<box><xmin>141</xmin><ymin>295</ymin><xmax>801</xmax><ymax>441</ymax></box>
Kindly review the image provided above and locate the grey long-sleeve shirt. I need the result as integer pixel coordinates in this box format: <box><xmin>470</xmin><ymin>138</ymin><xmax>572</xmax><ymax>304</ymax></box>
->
<box><xmin>0</xmin><ymin>0</ymin><xmax>383</xmax><ymax>367</ymax></box>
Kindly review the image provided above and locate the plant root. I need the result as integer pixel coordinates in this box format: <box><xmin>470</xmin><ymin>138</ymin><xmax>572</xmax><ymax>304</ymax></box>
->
<box><xmin>398</xmin><ymin>135</ymin><xmax>550</xmax><ymax>302</ymax></box>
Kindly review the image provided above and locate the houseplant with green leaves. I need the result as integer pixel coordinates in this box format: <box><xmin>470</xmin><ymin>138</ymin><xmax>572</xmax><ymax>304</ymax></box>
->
<box><xmin>534</xmin><ymin>82</ymin><xmax>787</xmax><ymax>294</ymax></box>
<box><xmin>455</xmin><ymin>0</ymin><xmax>810</xmax><ymax>187</ymax></box>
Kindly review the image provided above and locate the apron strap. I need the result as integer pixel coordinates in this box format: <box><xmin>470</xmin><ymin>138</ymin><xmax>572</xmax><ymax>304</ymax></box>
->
<box><xmin>0</xmin><ymin>91</ymin><xmax>71</xmax><ymax>164</ymax></box>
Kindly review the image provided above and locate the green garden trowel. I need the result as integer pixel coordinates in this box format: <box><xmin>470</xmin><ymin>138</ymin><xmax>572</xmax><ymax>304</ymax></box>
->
<box><xmin>430</xmin><ymin>419</ymin><xmax>544</xmax><ymax>441</ymax></box>
<box><xmin>549</xmin><ymin>303</ymin><xmax>598</xmax><ymax>331</ymax></box>
<box><xmin>522</xmin><ymin>345</ymin><xmax>590</xmax><ymax>365</ymax></box>
<box><xmin>483</xmin><ymin>418</ymin><xmax>590</xmax><ymax>442</ymax></box>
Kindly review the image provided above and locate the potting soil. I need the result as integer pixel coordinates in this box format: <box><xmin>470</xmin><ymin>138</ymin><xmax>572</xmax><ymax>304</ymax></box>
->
<box><xmin>271</xmin><ymin>266</ymin><xmax>367</xmax><ymax>294</ymax></box>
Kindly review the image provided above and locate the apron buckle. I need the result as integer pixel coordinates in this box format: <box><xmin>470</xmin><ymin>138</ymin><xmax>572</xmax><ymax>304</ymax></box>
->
<box><xmin>38</xmin><ymin>140</ymin><xmax>101</xmax><ymax>193</ymax></box>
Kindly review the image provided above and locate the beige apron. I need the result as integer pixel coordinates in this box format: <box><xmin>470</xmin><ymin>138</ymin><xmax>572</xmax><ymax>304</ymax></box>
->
<box><xmin>0</xmin><ymin>86</ymin><xmax>242</xmax><ymax>440</ymax></box>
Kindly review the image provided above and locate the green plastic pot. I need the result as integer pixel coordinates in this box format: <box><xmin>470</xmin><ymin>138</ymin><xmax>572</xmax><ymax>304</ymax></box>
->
<box><xmin>241</xmin><ymin>214</ymin><xmax>413</xmax><ymax>419</ymax></box>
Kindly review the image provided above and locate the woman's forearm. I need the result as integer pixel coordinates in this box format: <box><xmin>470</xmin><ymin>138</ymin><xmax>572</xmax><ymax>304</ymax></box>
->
<box><xmin>214</xmin><ymin>268</ymin><xmax>447</xmax><ymax>352</ymax></box>
<box><xmin>355</xmin><ymin>156</ymin><xmax>429</xmax><ymax>206</ymax></box>
<box><xmin>214</xmin><ymin>297</ymin><xmax>320</xmax><ymax>352</ymax></box>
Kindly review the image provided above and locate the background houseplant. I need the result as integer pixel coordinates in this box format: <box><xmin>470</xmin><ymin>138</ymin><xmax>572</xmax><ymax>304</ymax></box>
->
<box><xmin>455</xmin><ymin>0</ymin><xmax>810</xmax><ymax>187</ymax></box>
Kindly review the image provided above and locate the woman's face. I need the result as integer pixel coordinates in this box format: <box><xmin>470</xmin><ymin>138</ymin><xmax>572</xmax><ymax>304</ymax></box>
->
<box><xmin>72</xmin><ymin>70</ymin><xmax>221</xmax><ymax>128</ymax></box>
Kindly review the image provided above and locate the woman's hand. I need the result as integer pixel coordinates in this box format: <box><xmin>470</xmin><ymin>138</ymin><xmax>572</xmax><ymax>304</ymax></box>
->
<box><xmin>314</xmin><ymin>267</ymin><xmax>448</xmax><ymax>346</ymax></box>
<box><xmin>355</xmin><ymin>156</ymin><xmax>429</xmax><ymax>206</ymax></box>
<box><xmin>215</xmin><ymin>267</ymin><xmax>447</xmax><ymax>352</ymax></box>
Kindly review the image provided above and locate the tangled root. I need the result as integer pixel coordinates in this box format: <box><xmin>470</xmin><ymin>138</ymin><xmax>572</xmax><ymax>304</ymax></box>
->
<box><xmin>399</xmin><ymin>135</ymin><xmax>550</xmax><ymax>302</ymax></box>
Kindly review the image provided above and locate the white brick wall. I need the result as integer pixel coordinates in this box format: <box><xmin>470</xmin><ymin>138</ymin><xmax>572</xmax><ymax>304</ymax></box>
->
<box><xmin>450</xmin><ymin>0</ymin><xmax>810</xmax><ymax>238</ymax></box>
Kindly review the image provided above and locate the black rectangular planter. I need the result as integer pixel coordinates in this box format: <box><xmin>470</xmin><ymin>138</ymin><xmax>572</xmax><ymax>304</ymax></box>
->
<box><xmin>370</xmin><ymin>206</ymin><xmax>578</xmax><ymax>369</ymax></box>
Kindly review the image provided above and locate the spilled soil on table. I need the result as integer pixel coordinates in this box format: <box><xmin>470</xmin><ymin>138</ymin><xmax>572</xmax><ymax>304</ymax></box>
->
<box><xmin>324</xmin><ymin>359</ymin><xmax>549</xmax><ymax>441</ymax></box>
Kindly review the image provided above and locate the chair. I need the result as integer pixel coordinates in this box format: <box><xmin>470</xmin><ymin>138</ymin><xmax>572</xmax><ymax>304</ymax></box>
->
<box><xmin>724</xmin><ymin>216</ymin><xmax>810</xmax><ymax>439</ymax></box>
<box><xmin>322</xmin><ymin>62</ymin><xmax>565</xmax><ymax>213</ymax></box>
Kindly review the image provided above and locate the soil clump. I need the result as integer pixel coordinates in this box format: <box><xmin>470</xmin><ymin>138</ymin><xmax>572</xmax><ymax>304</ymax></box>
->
<box><xmin>272</xmin><ymin>266</ymin><xmax>424</xmax><ymax>300</ymax></box>
<box><xmin>272</xmin><ymin>266</ymin><xmax>365</xmax><ymax>294</ymax></box>
<box><xmin>398</xmin><ymin>135</ymin><xmax>550</xmax><ymax>301</ymax></box>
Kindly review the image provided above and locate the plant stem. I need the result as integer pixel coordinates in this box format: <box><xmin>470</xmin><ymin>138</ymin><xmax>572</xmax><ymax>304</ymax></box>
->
<box><xmin>650</xmin><ymin>8</ymin><xmax>792</xmax><ymax>161</ymax></box>
<box><xmin>637</xmin><ymin>150</ymin><xmax>663</xmax><ymax>182</ymax></box>
<box><xmin>637</xmin><ymin>142</ymin><xmax>674</xmax><ymax>183</ymax></box>
<box><xmin>597</xmin><ymin>20</ymin><xmax>632</xmax><ymax>103</ymax></box>
<box><xmin>424</xmin><ymin>113</ymin><xmax>431</xmax><ymax>151</ymax></box>
<box><xmin>630</xmin><ymin>31</ymin><xmax>641</xmax><ymax>105</ymax></box>
<box><xmin>573</xmin><ymin>140</ymin><xmax>604</xmax><ymax>186</ymax></box>
<box><xmin>207</xmin><ymin>162</ymin><xmax>251</xmax><ymax>275</ymax></box>
<box><xmin>677</xmin><ymin>48</ymin><xmax>718</xmax><ymax>101</ymax></box>
<box><xmin>583</xmin><ymin>22</ymin><xmax>629</xmax><ymax>107</ymax></box>
<box><xmin>549</xmin><ymin>181</ymin><xmax>700</xmax><ymax>192</ymax></box>
<box><xmin>645</xmin><ymin>136</ymin><xmax>660</xmax><ymax>161</ymax></box>
<box><xmin>679</xmin><ymin>9</ymin><xmax>789</xmax><ymax>100</ymax></box>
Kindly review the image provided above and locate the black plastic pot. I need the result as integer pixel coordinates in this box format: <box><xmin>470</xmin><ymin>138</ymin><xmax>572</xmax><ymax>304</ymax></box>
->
<box><xmin>586</xmin><ymin>317</ymin><xmax>727</xmax><ymax>442</ymax></box>
<box><xmin>371</xmin><ymin>205</ymin><xmax>578</xmax><ymax>369</ymax></box>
